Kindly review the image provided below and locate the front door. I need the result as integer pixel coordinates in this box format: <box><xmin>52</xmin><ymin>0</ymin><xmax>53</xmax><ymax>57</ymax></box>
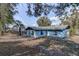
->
<box><xmin>29</xmin><ymin>30</ymin><xmax>34</xmax><ymax>37</ymax></box>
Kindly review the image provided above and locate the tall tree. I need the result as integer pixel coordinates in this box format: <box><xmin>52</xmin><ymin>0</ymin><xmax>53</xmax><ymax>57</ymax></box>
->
<box><xmin>0</xmin><ymin>3</ymin><xmax>18</xmax><ymax>35</ymax></box>
<box><xmin>60</xmin><ymin>8</ymin><xmax>79</xmax><ymax>35</ymax></box>
<box><xmin>68</xmin><ymin>9</ymin><xmax>79</xmax><ymax>35</ymax></box>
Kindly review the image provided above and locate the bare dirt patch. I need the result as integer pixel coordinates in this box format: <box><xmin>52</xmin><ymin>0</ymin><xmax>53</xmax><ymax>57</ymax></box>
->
<box><xmin>38</xmin><ymin>38</ymin><xmax>79</xmax><ymax>56</ymax></box>
<box><xmin>18</xmin><ymin>39</ymin><xmax>46</xmax><ymax>47</ymax></box>
<box><xmin>0</xmin><ymin>41</ymin><xmax>41</xmax><ymax>56</ymax></box>
<box><xmin>0</xmin><ymin>33</ymin><xmax>46</xmax><ymax>56</ymax></box>
<box><xmin>71</xmin><ymin>35</ymin><xmax>79</xmax><ymax>44</ymax></box>
<box><xmin>0</xmin><ymin>33</ymin><xmax>79</xmax><ymax>56</ymax></box>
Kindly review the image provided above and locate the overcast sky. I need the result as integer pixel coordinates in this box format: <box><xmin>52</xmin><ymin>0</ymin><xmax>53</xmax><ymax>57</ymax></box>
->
<box><xmin>13</xmin><ymin>3</ymin><xmax>62</xmax><ymax>27</ymax></box>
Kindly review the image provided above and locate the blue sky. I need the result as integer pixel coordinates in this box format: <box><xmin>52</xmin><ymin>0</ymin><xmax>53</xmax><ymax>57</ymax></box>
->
<box><xmin>13</xmin><ymin>3</ymin><xmax>61</xmax><ymax>27</ymax></box>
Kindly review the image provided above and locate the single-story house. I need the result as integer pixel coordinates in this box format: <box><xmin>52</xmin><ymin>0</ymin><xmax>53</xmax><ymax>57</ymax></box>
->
<box><xmin>23</xmin><ymin>25</ymin><xmax>70</xmax><ymax>39</ymax></box>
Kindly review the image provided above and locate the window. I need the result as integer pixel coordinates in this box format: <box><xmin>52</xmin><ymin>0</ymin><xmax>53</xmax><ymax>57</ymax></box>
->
<box><xmin>31</xmin><ymin>31</ymin><xmax>34</xmax><ymax>35</ymax></box>
<box><xmin>54</xmin><ymin>31</ymin><xmax>57</xmax><ymax>35</ymax></box>
<box><xmin>40</xmin><ymin>31</ymin><xmax>43</xmax><ymax>35</ymax></box>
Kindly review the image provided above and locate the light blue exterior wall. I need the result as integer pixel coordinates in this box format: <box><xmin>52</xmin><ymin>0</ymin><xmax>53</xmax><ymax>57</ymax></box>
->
<box><xmin>34</xmin><ymin>31</ymin><xmax>47</xmax><ymax>38</ymax></box>
<box><xmin>34</xmin><ymin>29</ymin><xmax>69</xmax><ymax>38</ymax></box>
<box><xmin>25</xmin><ymin>30</ymin><xmax>34</xmax><ymax>37</ymax></box>
<box><xmin>25</xmin><ymin>29</ymin><xmax>69</xmax><ymax>38</ymax></box>
<box><xmin>47</xmin><ymin>31</ymin><xmax>57</xmax><ymax>37</ymax></box>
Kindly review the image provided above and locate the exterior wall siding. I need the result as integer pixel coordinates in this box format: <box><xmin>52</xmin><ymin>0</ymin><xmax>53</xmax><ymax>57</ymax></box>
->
<box><xmin>47</xmin><ymin>31</ymin><xmax>63</xmax><ymax>37</ymax></box>
<box><xmin>25</xmin><ymin>29</ymin><xmax>69</xmax><ymax>39</ymax></box>
<box><xmin>25</xmin><ymin>30</ymin><xmax>34</xmax><ymax>37</ymax></box>
<box><xmin>34</xmin><ymin>31</ymin><xmax>47</xmax><ymax>38</ymax></box>
<box><xmin>47</xmin><ymin>31</ymin><xmax>57</xmax><ymax>37</ymax></box>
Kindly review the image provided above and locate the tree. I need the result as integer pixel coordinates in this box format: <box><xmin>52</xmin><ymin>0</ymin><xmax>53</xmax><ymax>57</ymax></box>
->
<box><xmin>0</xmin><ymin>3</ymin><xmax>18</xmax><ymax>35</ymax></box>
<box><xmin>26</xmin><ymin>3</ymin><xmax>53</xmax><ymax>17</ymax></box>
<box><xmin>13</xmin><ymin>20</ymin><xmax>25</xmax><ymax>36</ymax></box>
<box><xmin>60</xmin><ymin>9</ymin><xmax>79</xmax><ymax>35</ymax></box>
<box><xmin>26</xmin><ymin>3</ymin><xmax>79</xmax><ymax>17</ymax></box>
<box><xmin>37</xmin><ymin>16</ymin><xmax>51</xmax><ymax>26</ymax></box>
<box><xmin>68</xmin><ymin>9</ymin><xmax>79</xmax><ymax>35</ymax></box>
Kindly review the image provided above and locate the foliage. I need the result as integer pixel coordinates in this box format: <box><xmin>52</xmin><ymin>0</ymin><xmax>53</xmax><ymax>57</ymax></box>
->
<box><xmin>62</xmin><ymin>9</ymin><xmax>79</xmax><ymax>35</ymax></box>
<box><xmin>0</xmin><ymin>3</ymin><xmax>18</xmax><ymax>35</ymax></box>
<box><xmin>26</xmin><ymin>3</ymin><xmax>79</xmax><ymax>17</ymax></box>
<box><xmin>26</xmin><ymin>3</ymin><xmax>53</xmax><ymax>17</ymax></box>
<box><xmin>37</xmin><ymin>16</ymin><xmax>51</xmax><ymax>26</ymax></box>
<box><xmin>13</xmin><ymin>20</ymin><xmax>25</xmax><ymax>36</ymax></box>
<box><xmin>70</xmin><ymin>27</ymin><xmax>75</xmax><ymax>36</ymax></box>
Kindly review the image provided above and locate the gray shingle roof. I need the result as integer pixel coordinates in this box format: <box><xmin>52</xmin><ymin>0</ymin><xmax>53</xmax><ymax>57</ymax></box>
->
<box><xmin>26</xmin><ymin>25</ymin><xmax>70</xmax><ymax>31</ymax></box>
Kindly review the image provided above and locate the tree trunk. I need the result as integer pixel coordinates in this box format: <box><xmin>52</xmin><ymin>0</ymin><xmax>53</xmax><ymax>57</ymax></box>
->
<box><xmin>0</xmin><ymin>30</ymin><xmax>4</xmax><ymax>36</ymax></box>
<box><xmin>0</xmin><ymin>26</ymin><xmax>4</xmax><ymax>36</ymax></box>
<box><xmin>19</xmin><ymin>27</ymin><xmax>21</xmax><ymax>36</ymax></box>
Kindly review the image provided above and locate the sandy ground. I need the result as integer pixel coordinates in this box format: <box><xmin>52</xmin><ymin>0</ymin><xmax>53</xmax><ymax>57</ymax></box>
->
<box><xmin>0</xmin><ymin>33</ymin><xmax>79</xmax><ymax>56</ymax></box>
<box><xmin>71</xmin><ymin>35</ymin><xmax>79</xmax><ymax>44</ymax></box>
<box><xmin>0</xmin><ymin>33</ymin><xmax>79</xmax><ymax>44</ymax></box>
<box><xmin>0</xmin><ymin>33</ymin><xmax>46</xmax><ymax>46</ymax></box>
<box><xmin>0</xmin><ymin>33</ymin><xmax>46</xmax><ymax>56</ymax></box>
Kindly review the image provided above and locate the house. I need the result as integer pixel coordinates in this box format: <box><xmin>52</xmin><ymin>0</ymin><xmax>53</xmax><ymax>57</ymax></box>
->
<box><xmin>23</xmin><ymin>25</ymin><xmax>70</xmax><ymax>39</ymax></box>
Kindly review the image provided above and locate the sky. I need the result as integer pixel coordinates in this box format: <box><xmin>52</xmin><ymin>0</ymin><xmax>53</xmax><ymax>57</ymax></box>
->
<box><xmin>13</xmin><ymin>3</ymin><xmax>61</xmax><ymax>27</ymax></box>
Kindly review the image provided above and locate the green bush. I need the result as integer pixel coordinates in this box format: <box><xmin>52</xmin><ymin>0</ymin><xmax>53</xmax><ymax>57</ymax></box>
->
<box><xmin>69</xmin><ymin>27</ymin><xmax>76</xmax><ymax>36</ymax></box>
